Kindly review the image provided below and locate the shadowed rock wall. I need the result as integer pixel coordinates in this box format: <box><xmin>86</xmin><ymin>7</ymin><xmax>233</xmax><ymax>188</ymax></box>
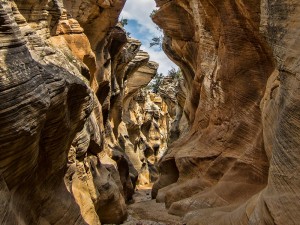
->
<box><xmin>0</xmin><ymin>0</ymin><xmax>164</xmax><ymax>224</ymax></box>
<box><xmin>152</xmin><ymin>0</ymin><xmax>300</xmax><ymax>224</ymax></box>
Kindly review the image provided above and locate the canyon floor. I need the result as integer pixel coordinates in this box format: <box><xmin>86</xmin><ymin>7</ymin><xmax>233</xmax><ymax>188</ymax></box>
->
<box><xmin>121</xmin><ymin>185</ymin><xmax>183</xmax><ymax>225</ymax></box>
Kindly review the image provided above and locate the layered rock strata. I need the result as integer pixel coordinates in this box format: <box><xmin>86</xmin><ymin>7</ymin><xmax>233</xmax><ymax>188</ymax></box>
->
<box><xmin>0</xmin><ymin>0</ymin><xmax>166</xmax><ymax>224</ymax></box>
<box><xmin>158</xmin><ymin>76</ymin><xmax>188</xmax><ymax>143</ymax></box>
<box><xmin>123</xmin><ymin>90</ymin><xmax>171</xmax><ymax>185</ymax></box>
<box><xmin>152</xmin><ymin>0</ymin><xmax>300</xmax><ymax>224</ymax></box>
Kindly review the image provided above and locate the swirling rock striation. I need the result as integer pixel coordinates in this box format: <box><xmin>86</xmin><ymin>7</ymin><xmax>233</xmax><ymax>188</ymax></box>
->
<box><xmin>152</xmin><ymin>0</ymin><xmax>300</xmax><ymax>224</ymax></box>
<box><xmin>0</xmin><ymin>0</ymin><xmax>163</xmax><ymax>224</ymax></box>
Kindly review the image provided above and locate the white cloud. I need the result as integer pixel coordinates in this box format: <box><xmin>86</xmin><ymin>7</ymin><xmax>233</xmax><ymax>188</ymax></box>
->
<box><xmin>141</xmin><ymin>46</ymin><xmax>176</xmax><ymax>75</ymax></box>
<box><xmin>120</xmin><ymin>0</ymin><xmax>178</xmax><ymax>75</ymax></box>
<box><xmin>120</xmin><ymin>0</ymin><xmax>159</xmax><ymax>36</ymax></box>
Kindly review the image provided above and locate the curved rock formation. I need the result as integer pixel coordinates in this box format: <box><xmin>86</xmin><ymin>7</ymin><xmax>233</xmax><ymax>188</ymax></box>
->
<box><xmin>0</xmin><ymin>0</ymin><xmax>164</xmax><ymax>224</ymax></box>
<box><xmin>158</xmin><ymin>76</ymin><xmax>188</xmax><ymax>143</ymax></box>
<box><xmin>2</xmin><ymin>0</ymin><xmax>299</xmax><ymax>224</ymax></box>
<box><xmin>0</xmin><ymin>1</ymin><xmax>100</xmax><ymax>223</ymax></box>
<box><xmin>152</xmin><ymin>0</ymin><xmax>300</xmax><ymax>224</ymax></box>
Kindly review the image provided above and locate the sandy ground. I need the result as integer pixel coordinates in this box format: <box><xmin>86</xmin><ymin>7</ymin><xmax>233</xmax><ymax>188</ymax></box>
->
<box><xmin>121</xmin><ymin>184</ymin><xmax>183</xmax><ymax>225</ymax></box>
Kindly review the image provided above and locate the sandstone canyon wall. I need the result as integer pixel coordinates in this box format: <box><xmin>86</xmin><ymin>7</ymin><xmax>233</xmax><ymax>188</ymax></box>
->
<box><xmin>152</xmin><ymin>0</ymin><xmax>300</xmax><ymax>224</ymax></box>
<box><xmin>158</xmin><ymin>76</ymin><xmax>188</xmax><ymax>143</ymax></box>
<box><xmin>1</xmin><ymin>0</ymin><xmax>300</xmax><ymax>224</ymax></box>
<box><xmin>0</xmin><ymin>0</ymin><xmax>173</xmax><ymax>224</ymax></box>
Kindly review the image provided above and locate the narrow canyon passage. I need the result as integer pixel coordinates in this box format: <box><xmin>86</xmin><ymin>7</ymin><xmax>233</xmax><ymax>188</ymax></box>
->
<box><xmin>0</xmin><ymin>0</ymin><xmax>300</xmax><ymax>225</ymax></box>
<box><xmin>123</xmin><ymin>185</ymin><xmax>182</xmax><ymax>225</ymax></box>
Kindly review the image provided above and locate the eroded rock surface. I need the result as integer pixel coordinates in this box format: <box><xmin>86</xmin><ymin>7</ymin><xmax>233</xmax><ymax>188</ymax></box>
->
<box><xmin>152</xmin><ymin>0</ymin><xmax>300</xmax><ymax>224</ymax></box>
<box><xmin>158</xmin><ymin>76</ymin><xmax>188</xmax><ymax>143</ymax></box>
<box><xmin>123</xmin><ymin>90</ymin><xmax>171</xmax><ymax>186</ymax></box>
<box><xmin>2</xmin><ymin>0</ymin><xmax>299</xmax><ymax>224</ymax></box>
<box><xmin>0</xmin><ymin>0</ymin><xmax>168</xmax><ymax>224</ymax></box>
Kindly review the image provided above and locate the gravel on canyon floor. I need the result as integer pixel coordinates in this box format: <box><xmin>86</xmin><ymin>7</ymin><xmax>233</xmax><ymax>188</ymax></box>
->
<box><xmin>119</xmin><ymin>185</ymin><xmax>183</xmax><ymax>225</ymax></box>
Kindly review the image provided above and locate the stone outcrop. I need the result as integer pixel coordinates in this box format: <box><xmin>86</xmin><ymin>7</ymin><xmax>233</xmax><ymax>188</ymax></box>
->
<box><xmin>0</xmin><ymin>0</ymin><xmax>130</xmax><ymax>224</ymax></box>
<box><xmin>123</xmin><ymin>90</ymin><xmax>171</xmax><ymax>185</ymax></box>
<box><xmin>152</xmin><ymin>0</ymin><xmax>300</xmax><ymax>224</ymax></box>
<box><xmin>2</xmin><ymin>0</ymin><xmax>299</xmax><ymax>224</ymax></box>
<box><xmin>0</xmin><ymin>0</ymin><xmax>166</xmax><ymax>224</ymax></box>
<box><xmin>158</xmin><ymin>76</ymin><xmax>188</xmax><ymax>143</ymax></box>
<box><xmin>100</xmin><ymin>35</ymin><xmax>166</xmax><ymax>201</ymax></box>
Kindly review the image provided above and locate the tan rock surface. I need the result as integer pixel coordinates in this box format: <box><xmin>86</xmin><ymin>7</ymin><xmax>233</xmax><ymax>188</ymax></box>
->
<box><xmin>122</xmin><ymin>88</ymin><xmax>171</xmax><ymax>186</ymax></box>
<box><xmin>2</xmin><ymin>0</ymin><xmax>299</xmax><ymax>224</ymax></box>
<box><xmin>0</xmin><ymin>1</ymin><xmax>97</xmax><ymax>224</ymax></box>
<box><xmin>158</xmin><ymin>76</ymin><xmax>188</xmax><ymax>143</ymax></box>
<box><xmin>0</xmin><ymin>0</ymin><xmax>148</xmax><ymax>224</ymax></box>
<box><xmin>152</xmin><ymin>0</ymin><xmax>300</xmax><ymax>224</ymax></box>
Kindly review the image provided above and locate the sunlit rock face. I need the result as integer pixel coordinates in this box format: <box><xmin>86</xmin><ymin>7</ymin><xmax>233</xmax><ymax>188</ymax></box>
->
<box><xmin>122</xmin><ymin>89</ymin><xmax>171</xmax><ymax>186</ymax></box>
<box><xmin>152</xmin><ymin>0</ymin><xmax>300</xmax><ymax>224</ymax></box>
<box><xmin>158</xmin><ymin>76</ymin><xmax>188</xmax><ymax>143</ymax></box>
<box><xmin>0</xmin><ymin>0</ymin><xmax>130</xmax><ymax>224</ymax></box>
<box><xmin>0</xmin><ymin>0</ymin><xmax>167</xmax><ymax>224</ymax></box>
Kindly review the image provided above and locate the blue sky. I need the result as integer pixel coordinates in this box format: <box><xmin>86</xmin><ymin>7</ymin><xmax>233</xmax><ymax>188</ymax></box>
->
<box><xmin>120</xmin><ymin>0</ymin><xmax>177</xmax><ymax>75</ymax></box>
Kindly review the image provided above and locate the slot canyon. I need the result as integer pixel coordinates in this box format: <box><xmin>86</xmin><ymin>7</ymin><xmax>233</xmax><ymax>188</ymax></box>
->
<box><xmin>0</xmin><ymin>0</ymin><xmax>299</xmax><ymax>224</ymax></box>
